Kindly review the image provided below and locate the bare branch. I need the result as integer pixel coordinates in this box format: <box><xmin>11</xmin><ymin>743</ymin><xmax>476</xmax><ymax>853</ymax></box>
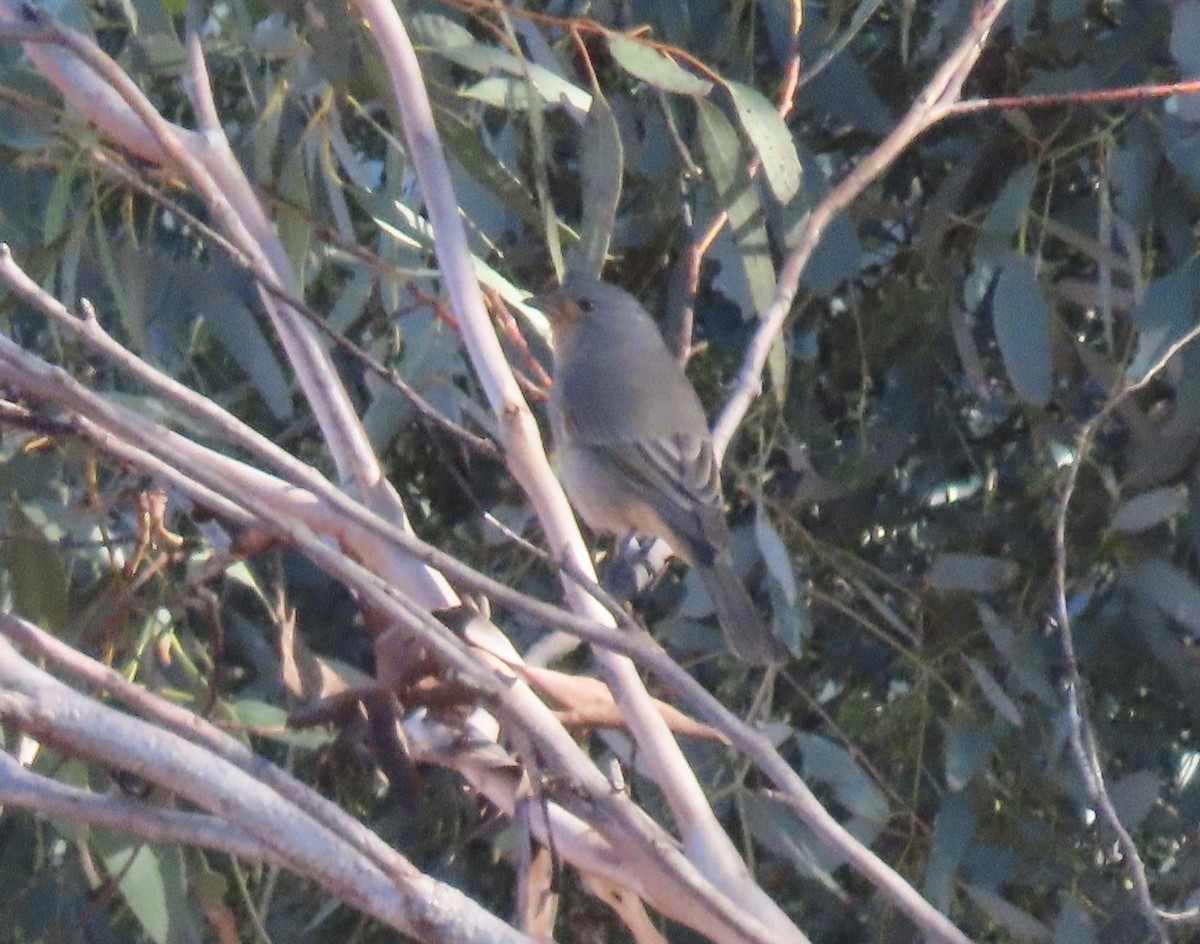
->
<box><xmin>0</xmin><ymin>633</ymin><xmax>533</xmax><ymax>944</ymax></box>
<box><xmin>0</xmin><ymin>751</ymin><xmax>279</xmax><ymax>865</ymax></box>
<box><xmin>713</xmin><ymin>0</ymin><xmax>1014</xmax><ymax>460</ymax></box>
<box><xmin>346</xmin><ymin>4</ymin><xmax>801</xmax><ymax>937</ymax></box>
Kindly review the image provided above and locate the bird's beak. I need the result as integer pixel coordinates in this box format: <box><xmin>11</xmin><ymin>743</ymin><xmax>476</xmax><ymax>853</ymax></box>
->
<box><xmin>528</xmin><ymin>288</ymin><xmax>572</xmax><ymax>330</ymax></box>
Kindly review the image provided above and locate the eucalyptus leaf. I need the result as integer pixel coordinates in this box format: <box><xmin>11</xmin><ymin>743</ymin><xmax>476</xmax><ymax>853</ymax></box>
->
<box><xmin>407</xmin><ymin>11</ymin><xmax>474</xmax><ymax>48</ymax></box>
<box><xmin>99</xmin><ymin>843</ymin><xmax>190</xmax><ymax>944</ymax></box>
<box><xmin>438</xmin><ymin>113</ymin><xmax>546</xmax><ymax>233</ymax></box>
<box><xmin>605</xmin><ymin>32</ymin><xmax>713</xmax><ymax>96</ymax></box>
<box><xmin>945</xmin><ymin>722</ymin><xmax>999</xmax><ymax>791</ymax></box>
<box><xmin>965</xmin><ymin>885</ymin><xmax>1051</xmax><ymax>940</ymax></box>
<box><xmin>721</xmin><ymin>80</ymin><xmax>802</xmax><ymax>203</ymax></box>
<box><xmin>1109</xmin><ymin>770</ymin><xmax>1161</xmax><ymax>831</ymax></box>
<box><xmin>992</xmin><ymin>255</ymin><xmax>1053</xmax><ymax>405</ymax></box>
<box><xmin>1122</xmin><ymin>557</ymin><xmax>1200</xmax><ymax>634</ymax></box>
<box><xmin>229</xmin><ymin>699</ymin><xmax>334</xmax><ymax>749</ymax></box>
<box><xmin>277</xmin><ymin>139</ymin><xmax>314</xmax><ymax>282</ymax></box>
<box><xmin>452</xmin><ymin>59</ymin><xmax>591</xmax><ymax>113</ymax></box>
<box><xmin>977</xmin><ymin>604</ymin><xmax>1057</xmax><ymax>706</ymax></box>
<box><xmin>755</xmin><ymin>505</ymin><xmax>797</xmax><ymax>604</ymax></box>
<box><xmin>1111</xmin><ymin>485</ymin><xmax>1188</xmax><ymax>533</ymax></box>
<box><xmin>797</xmin><ymin>732</ymin><xmax>890</xmax><ymax>821</ymax></box>
<box><xmin>741</xmin><ymin>793</ymin><xmax>844</xmax><ymax>891</ymax></box>
<box><xmin>977</xmin><ymin>165</ymin><xmax>1036</xmax><ymax>261</ymax></box>
<box><xmin>965</xmin><ymin>657</ymin><xmax>1024</xmax><ymax>727</ymax></box>
<box><xmin>1127</xmin><ymin>261</ymin><xmax>1200</xmax><ymax>383</ymax></box>
<box><xmin>694</xmin><ymin>99</ymin><xmax>776</xmax><ymax>317</ymax></box>
<box><xmin>928</xmin><ymin>553</ymin><xmax>1019</xmax><ymax>593</ymax></box>
<box><xmin>0</xmin><ymin>525</ymin><xmax>69</xmax><ymax>635</ymax></box>
<box><xmin>113</xmin><ymin>249</ymin><xmax>294</xmax><ymax>420</ymax></box>
<box><xmin>1054</xmin><ymin>898</ymin><xmax>1099</xmax><ymax>944</ymax></box>
<box><xmin>1170</xmin><ymin>2</ymin><xmax>1200</xmax><ymax>121</ymax></box>
<box><xmin>924</xmin><ymin>791</ymin><xmax>977</xmax><ymax>911</ymax></box>
<box><xmin>572</xmin><ymin>91</ymin><xmax>623</xmax><ymax>280</ymax></box>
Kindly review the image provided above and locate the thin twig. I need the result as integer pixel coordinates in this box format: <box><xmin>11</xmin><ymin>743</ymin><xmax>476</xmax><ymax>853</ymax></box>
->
<box><xmin>947</xmin><ymin>78</ymin><xmax>1200</xmax><ymax>117</ymax></box>
<box><xmin>1048</xmin><ymin>187</ymin><xmax>1200</xmax><ymax>929</ymax></box>
<box><xmin>713</xmin><ymin>0</ymin><xmax>1014</xmax><ymax>460</ymax></box>
<box><xmin>0</xmin><ymin>313</ymin><xmax>971</xmax><ymax>941</ymax></box>
<box><xmin>1052</xmin><ymin>420</ymin><xmax>1168</xmax><ymax>942</ymax></box>
<box><xmin>0</xmin><ymin>633</ymin><xmax>533</xmax><ymax>944</ymax></box>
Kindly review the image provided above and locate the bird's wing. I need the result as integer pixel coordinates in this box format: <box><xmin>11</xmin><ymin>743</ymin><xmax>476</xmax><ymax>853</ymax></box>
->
<box><xmin>587</xmin><ymin>435</ymin><xmax>729</xmax><ymax>565</ymax></box>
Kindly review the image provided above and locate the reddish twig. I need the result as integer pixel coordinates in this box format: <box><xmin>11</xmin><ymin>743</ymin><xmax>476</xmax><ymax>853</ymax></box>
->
<box><xmin>679</xmin><ymin>45</ymin><xmax>803</xmax><ymax>362</ymax></box>
<box><xmin>487</xmin><ymin>288</ymin><xmax>553</xmax><ymax>391</ymax></box>
<box><xmin>947</xmin><ymin>78</ymin><xmax>1200</xmax><ymax>117</ymax></box>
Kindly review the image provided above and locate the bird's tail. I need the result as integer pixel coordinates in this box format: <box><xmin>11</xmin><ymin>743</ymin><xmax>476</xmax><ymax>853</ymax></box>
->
<box><xmin>697</xmin><ymin>561</ymin><xmax>787</xmax><ymax>665</ymax></box>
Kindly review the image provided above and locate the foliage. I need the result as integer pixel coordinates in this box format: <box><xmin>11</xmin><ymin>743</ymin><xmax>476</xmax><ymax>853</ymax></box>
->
<box><xmin>0</xmin><ymin>0</ymin><xmax>1198</xmax><ymax>942</ymax></box>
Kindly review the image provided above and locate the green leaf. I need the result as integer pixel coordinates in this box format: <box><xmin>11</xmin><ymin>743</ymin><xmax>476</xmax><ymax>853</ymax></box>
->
<box><xmin>1109</xmin><ymin>770</ymin><xmax>1161</xmax><ymax>831</ymax></box>
<box><xmin>1122</xmin><ymin>557</ymin><xmax>1200</xmax><ymax>634</ymax></box>
<box><xmin>767</xmin><ymin>574</ymin><xmax>811</xmax><ymax>654</ymax></box>
<box><xmin>445</xmin><ymin>47</ymin><xmax>592</xmax><ymax>113</ymax></box>
<box><xmin>742</xmin><ymin>792</ymin><xmax>882</xmax><ymax>887</ymax></box>
<box><xmin>796</xmin><ymin>733</ymin><xmax>889</xmax><ymax>821</ymax></box>
<box><xmin>128</xmin><ymin>0</ymin><xmax>184</xmax><ymax>35</ymax></box>
<box><xmin>1111</xmin><ymin>485</ymin><xmax>1188</xmax><ymax>533</ymax></box>
<box><xmin>992</xmin><ymin>255</ymin><xmax>1053</xmax><ymax>405</ymax></box>
<box><xmin>977</xmin><ymin>165</ymin><xmax>1036</xmax><ymax>261</ymax></box>
<box><xmin>1128</xmin><ymin>262</ymin><xmax>1200</xmax><ymax>383</ymax></box>
<box><xmin>99</xmin><ymin>842</ymin><xmax>181</xmax><ymax>944</ymax></box>
<box><xmin>1171</xmin><ymin>3</ymin><xmax>1200</xmax><ymax>78</ymax></box>
<box><xmin>923</xmin><ymin>791</ymin><xmax>977</xmax><ymax>911</ymax></box>
<box><xmin>1054</xmin><ymin>898</ymin><xmax>1099</xmax><ymax>944</ymax></box>
<box><xmin>767</xmin><ymin>334</ymin><xmax>787</xmax><ymax>402</ymax></box>
<box><xmin>572</xmin><ymin>90</ymin><xmax>624</xmax><ymax>280</ymax></box>
<box><xmin>741</xmin><ymin>793</ymin><xmax>843</xmax><ymax>892</ymax></box>
<box><xmin>695</xmin><ymin>99</ymin><xmax>741</xmax><ymax>206</ymax></box>
<box><xmin>251</xmin><ymin>81</ymin><xmax>287</xmax><ymax>184</ymax></box>
<box><xmin>755</xmin><ymin>506</ymin><xmax>796</xmax><ymax>604</ymax></box>
<box><xmin>978</xmin><ymin>604</ymin><xmax>1057</xmax><ymax>706</ymax></box>
<box><xmin>695</xmin><ymin>98</ymin><xmax>776</xmax><ymax>320</ymax></box>
<box><xmin>945</xmin><ymin>722</ymin><xmax>999</xmax><ymax>790</ymax></box>
<box><xmin>965</xmin><ymin>657</ymin><xmax>1024</xmax><ymax>727</ymax></box>
<box><xmin>436</xmin><ymin>110</ymin><xmax>546</xmax><ymax>233</ymax></box>
<box><xmin>605</xmin><ymin>33</ymin><xmax>713</xmax><ymax>96</ymax></box>
<box><xmin>229</xmin><ymin>699</ymin><xmax>335</xmax><ymax>749</ymax></box>
<box><xmin>229</xmin><ymin>699</ymin><xmax>289</xmax><ymax>728</ymax></box>
<box><xmin>777</xmin><ymin>141</ymin><xmax>861</xmax><ymax>293</ymax></box>
<box><xmin>928</xmin><ymin>553</ymin><xmax>1019</xmax><ymax>592</ymax></box>
<box><xmin>115</xmin><ymin>0</ymin><xmax>138</xmax><ymax>31</ymax></box>
<box><xmin>965</xmin><ymin>885</ymin><xmax>1051</xmax><ymax>940</ymax></box>
<box><xmin>43</xmin><ymin>159</ymin><xmax>78</xmax><ymax>247</ymax></box>
<box><xmin>721</xmin><ymin>80</ymin><xmax>802</xmax><ymax>203</ymax></box>
<box><xmin>277</xmin><ymin>139</ymin><xmax>314</xmax><ymax>282</ymax></box>
<box><xmin>1</xmin><ymin>521</ymin><xmax>69</xmax><ymax>634</ymax></box>
<box><xmin>367</xmin><ymin>197</ymin><xmax>551</xmax><ymax>339</ymax></box>
<box><xmin>407</xmin><ymin>11</ymin><xmax>474</xmax><ymax>48</ymax></box>
<box><xmin>328</xmin><ymin>266</ymin><xmax>377</xmax><ymax>334</ymax></box>
<box><xmin>0</xmin><ymin>57</ymin><xmax>56</xmax><ymax>151</ymax></box>
<box><xmin>113</xmin><ymin>248</ymin><xmax>295</xmax><ymax>421</ymax></box>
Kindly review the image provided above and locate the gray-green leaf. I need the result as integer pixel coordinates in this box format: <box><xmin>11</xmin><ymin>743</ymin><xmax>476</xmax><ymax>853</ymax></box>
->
<box><xmin>992</xmin><ymin>255</ymin><xmax>1053</xmax><ymax>405</ymax></box>
<box><xmin>605</xmin><ymin>32</ymin><xmax>713</xmax><ymax>96</ymax></box>
<box><xmin>722</xmin><ymin>80</ymin><xmax>802</xmax><ymax>203</ymax></box>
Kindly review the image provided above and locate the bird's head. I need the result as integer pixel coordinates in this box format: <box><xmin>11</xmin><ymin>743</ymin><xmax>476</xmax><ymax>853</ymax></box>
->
<box><xmin>531</xmin><ymin>277</ymin><xmax>644</xmax><ymax>338</ymax></box>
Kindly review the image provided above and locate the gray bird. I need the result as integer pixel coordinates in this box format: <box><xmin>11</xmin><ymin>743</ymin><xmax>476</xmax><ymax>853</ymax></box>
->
<box><xmin>536</xmin><ymin>276</ymin><xmax>787</xmax><ymax>665</ymax></box>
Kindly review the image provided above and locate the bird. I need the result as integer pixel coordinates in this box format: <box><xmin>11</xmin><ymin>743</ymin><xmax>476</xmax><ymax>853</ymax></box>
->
<box><xmin>534</xmin><ymin>276</ymin><xmax>787</xmax><ymax>665</ymax></box>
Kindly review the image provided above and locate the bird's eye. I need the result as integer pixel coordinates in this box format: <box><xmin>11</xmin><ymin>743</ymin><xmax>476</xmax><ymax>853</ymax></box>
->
<box><xmin>576</xmin><ymin>297</ymin><xmax>594</xmax><ymax>313</ymax></box>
